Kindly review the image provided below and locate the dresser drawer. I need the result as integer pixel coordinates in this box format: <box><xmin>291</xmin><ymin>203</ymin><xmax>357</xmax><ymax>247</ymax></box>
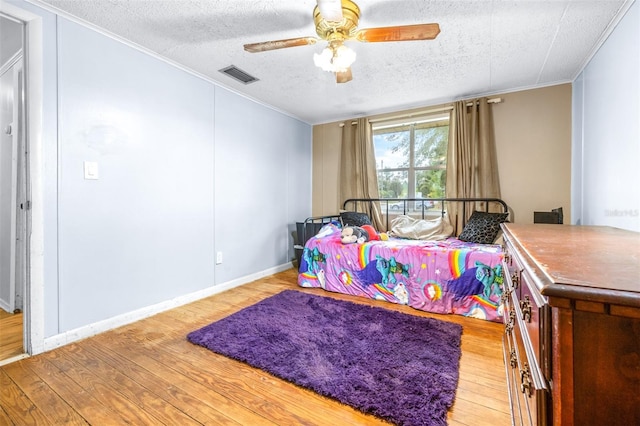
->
<box><xmin>504</xmin><ymin>300</ymin><xmax>541</xmax><ymax>424</ymax></box>
<box><xmin>519</xmin><ymin>269</ymin><xmax>551</xmax><ymax>378</ymax></box>
<box><xmin>503</xmin><ymin>238</ymin><xmax>525</xmax><ymax>295</ymax></box>
<box><xmin>502</xmin><ymin>260</ymin><xmax>549</xmax><ymax>425</ymax></box>
<box><xmin>503</xmin><ymin>236</ymin><xmax>551</xmax><ymax>381</ymax></box>
<box><xmin>513</xmin><ymin>303</ymin><xmax>550</xmax><ymax>425</ymax></box>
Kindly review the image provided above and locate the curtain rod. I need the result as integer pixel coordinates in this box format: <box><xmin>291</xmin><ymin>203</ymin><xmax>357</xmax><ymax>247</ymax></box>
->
<box><xmin>339</xmin><ymin>97</ymin><xmax>503</xmax><ymax>126</ymax></box>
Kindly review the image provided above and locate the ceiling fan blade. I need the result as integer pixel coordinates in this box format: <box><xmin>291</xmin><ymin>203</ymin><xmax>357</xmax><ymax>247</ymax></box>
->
<box><xmin>317</xmin><ymin>0</ymin><xmax>343</xmax><ymax>22</ymax></box>
<box><xmin>336</xmin><ymin>67</ymin><xmax>353</xmax><ymax>84</ymax></box>
<box><xmin>354</xmin><ymin>23</ymin><xmax>441</xmax><ymax>43</ymax></box>
<box><xmin>244</xmin><ymin>37</ymin><xmax>318</xmax><ymax>53</ymax></box>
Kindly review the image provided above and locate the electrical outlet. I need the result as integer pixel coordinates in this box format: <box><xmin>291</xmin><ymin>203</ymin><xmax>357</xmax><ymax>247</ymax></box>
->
<box><xmin>216</xmin><ymin>252</ymin><xmax>223</xmax><ymax>264</ymax></box>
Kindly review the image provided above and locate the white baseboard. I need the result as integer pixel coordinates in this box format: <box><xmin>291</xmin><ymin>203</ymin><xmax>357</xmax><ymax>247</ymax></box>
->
<box><xmin>0</xmin><ymin>300</ymin><xmax>12</xmax><ymax>314</ymax></box>
<box><xmin>42</xmin><ymin>263</ymin><xmax>294</xmax><ymax>353</ymax></box>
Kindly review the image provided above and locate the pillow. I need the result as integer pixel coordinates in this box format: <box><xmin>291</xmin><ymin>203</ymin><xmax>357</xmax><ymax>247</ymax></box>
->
<box><xmin>458</xmin><ymin>211</ymin><xmax>509</xmax><ymax>244</ymax></box>
<box><xmin>390</xmin><ymin>214</ymin><xmax>453</xmax><ymax>241</ymax></box>
<box><xmin>340</xmin><ymin>211</ymin><xmax>372</xmax><ymax>227</ymax></box>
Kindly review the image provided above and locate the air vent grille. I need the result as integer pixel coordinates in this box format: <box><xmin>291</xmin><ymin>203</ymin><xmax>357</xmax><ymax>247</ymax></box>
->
<box><xmin>219</xmin><ymin>65</ymin><xmax>259</xmax><ymax>84</ymax></box>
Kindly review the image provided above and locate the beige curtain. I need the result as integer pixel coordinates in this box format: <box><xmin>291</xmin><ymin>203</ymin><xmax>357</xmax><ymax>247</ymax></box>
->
<box><xmin>339</xmin><ymin>118</ymin><xmax>385</xmax><ymax>230</ymax></box>
<box><xmin>445</xmin><ymin>97</ymin><xmax>501</xmax><ymax>234</ymax></box>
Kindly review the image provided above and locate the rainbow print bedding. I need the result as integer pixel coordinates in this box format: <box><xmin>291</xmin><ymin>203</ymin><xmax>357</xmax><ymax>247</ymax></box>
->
<box><xmin>298</xmin><ymin>223</ymin><xmax>505</xmax><ymax>322</ymax></box>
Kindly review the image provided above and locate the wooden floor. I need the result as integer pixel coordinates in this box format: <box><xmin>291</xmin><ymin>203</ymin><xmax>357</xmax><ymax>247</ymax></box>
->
<box><xmin>0</xmin><ymin>310</ymin><xmax>23</xmax><ymax>362</ymax></box>
<box><xmin>0</xmin><ymin>269</ymin><xmax>510</xmax><ymax>425</ymax></box>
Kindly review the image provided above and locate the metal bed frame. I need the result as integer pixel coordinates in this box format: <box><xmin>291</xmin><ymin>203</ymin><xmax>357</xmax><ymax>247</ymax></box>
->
<box><xmin>294</xmin><ymin>198</ymin><xmax>510</xmax><ymax>262</ymax></box>
<box><xmin>343</xmin><ymin>197</ymin><xmax>509</xmax><ymax>233</ymax></box>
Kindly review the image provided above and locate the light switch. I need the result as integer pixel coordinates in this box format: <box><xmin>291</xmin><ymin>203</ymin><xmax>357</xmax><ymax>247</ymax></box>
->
<box><xmin>84</xmin><ymin>161</ymin><xmax>99</xmax><ymax>180</ymax></box>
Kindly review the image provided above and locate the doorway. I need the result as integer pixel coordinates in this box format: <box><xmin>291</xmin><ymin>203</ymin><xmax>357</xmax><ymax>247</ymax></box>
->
<box><xmin>0</xmin><ymin>13</ymin><xmax>27</xmax><ymax>362</ymax></box>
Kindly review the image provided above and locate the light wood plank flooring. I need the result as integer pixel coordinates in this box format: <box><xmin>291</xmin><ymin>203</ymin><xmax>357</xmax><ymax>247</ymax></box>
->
<box><xmin>0</xmin><ymin>269</ymin><xmax>510</xmax><ymax>425</ymax></box>
<box><xmin>0</xmin><ymin>310</ymin><xmax>23</xmax><ymax>361</ymax></box>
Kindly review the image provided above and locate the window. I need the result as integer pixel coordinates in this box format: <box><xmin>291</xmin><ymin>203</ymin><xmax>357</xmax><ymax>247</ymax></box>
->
<box><xmin>373</xmin><ymin>114</ymin><xmax>449</xmax><ymax>203</ymax></box>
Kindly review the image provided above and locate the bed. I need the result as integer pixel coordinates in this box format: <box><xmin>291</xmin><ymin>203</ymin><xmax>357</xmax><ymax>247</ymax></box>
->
<box><xmin>296</xmin><ymin>198</ymin><xmax>510</xmax><ymax>322</ymax></box>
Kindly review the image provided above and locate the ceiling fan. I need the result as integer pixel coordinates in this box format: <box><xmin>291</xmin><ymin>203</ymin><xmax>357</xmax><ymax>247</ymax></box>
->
<box><xmin>244</xmin><ymin>0</ymin><xmax>440</xmax><ymax>83</ymax></box>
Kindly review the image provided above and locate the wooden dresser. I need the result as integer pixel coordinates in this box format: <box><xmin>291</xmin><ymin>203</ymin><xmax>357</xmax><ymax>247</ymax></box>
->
<box><xmin>500</xmin><ymin>223</ymin><xmax>640</xmax><ymax>426</ymax></box>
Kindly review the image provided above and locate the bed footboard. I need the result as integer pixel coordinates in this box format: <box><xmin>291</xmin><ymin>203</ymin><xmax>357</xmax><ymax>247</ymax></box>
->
<box><xmin>294</xmin><ymin>214</ymin><xmax>341</xmax><ymax>267</ymax></box>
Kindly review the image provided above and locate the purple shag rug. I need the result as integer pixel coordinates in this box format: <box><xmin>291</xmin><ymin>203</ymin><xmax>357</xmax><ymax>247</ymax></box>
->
<box><xmin>187</xmin><ymin>290</ymin><xmax>462</xmax><ymax>426</ymax></box>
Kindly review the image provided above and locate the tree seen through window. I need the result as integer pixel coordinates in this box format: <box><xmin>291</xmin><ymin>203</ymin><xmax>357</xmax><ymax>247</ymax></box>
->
<box><xmin>373</xmin><ymin>117</ymin><xmax>449</xmax><ymax>202</ymax></box>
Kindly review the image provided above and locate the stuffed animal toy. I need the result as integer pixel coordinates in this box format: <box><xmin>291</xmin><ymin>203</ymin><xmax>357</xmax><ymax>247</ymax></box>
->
<box><xmin>360</xmin><ymin>224</ymin><xmax>389</xmax><ymax>241</ymax></box>
<box><xmin>361</xmin><ymin>224</ymin><xmax>379</xmax><ymax>240</ymax></box>
<box><xmin>341</xmin><ymin>226</ymin><xmax>370</xmax><ymax>244</ymax></box>
<box><xmin>341</xmin><ymin>225</ymin><xmax>389</xmax><ymax>244</ymax></box>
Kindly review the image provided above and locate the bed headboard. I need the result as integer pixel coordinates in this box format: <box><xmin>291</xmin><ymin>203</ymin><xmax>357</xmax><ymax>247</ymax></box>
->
<box><xmin>342</xmin><ymin>197</ymin><xmax>510</xmax><ymax>233</ymax></box>
<box><xmin>294</xmin><ymin>197</ymin><xmax>510</xmax><ymax>265</ymax></box>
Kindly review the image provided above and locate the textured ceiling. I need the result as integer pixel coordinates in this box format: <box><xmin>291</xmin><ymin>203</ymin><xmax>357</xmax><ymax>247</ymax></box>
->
<box><xmin>30</xmin><ymin>0</ymin><xmax>633</xmax><ymax>124</ymax></box>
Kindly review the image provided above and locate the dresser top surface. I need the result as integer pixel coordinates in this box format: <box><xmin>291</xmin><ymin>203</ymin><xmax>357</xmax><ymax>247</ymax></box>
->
<box><xmin>502</xmin><ymin>223</ymin><xmax>640</xmax><ymax>297</ymax></box>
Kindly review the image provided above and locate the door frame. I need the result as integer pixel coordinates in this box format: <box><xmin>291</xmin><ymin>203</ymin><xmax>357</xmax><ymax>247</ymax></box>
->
<box><xmin>0</xmin><ymin>50</ymin><xmax>23</xmax><ymax>315</ymax></box>
<box><xmin>14</xmin><ymin>54</ymin><xmax>27</xmax><ymax>317</ymax></box>
<box><xmin>0</xmin><ymin>2</ymin><xmax>46</xmax><ymax>357</ymax></box>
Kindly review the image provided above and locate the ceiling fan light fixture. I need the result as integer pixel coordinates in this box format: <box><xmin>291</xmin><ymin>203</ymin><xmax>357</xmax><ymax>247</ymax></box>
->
<box><xmin>244</xmin><ymin>0</ymin><xmax>440</xmax><ymax>84</ymax></box>
<box><xmin>317</xmin><ymin>0</ymin><xmax>344</xmax><ymax>22</ymax></box>
<box><xmin>313</xmin><ymin>44</ymin><xmax>356</xmax><ymax>72</ymax></box>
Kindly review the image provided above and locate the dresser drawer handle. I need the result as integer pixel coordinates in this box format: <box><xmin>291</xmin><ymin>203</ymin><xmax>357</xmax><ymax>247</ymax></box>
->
<box><xmin>520</xmin><ymin>296</ymin><xmax>532</xmax><ymax>323</ymax></box>
<box><xmin>509</xmin><ymin>349</ymin><xmax>518</xmax><ymax>368</ymax></box>
<box><xmin>511</xmin><ymin>272</ymin><xmax>519</xmax><ymax>289</ymax></box>
<box><xmin>500</xmin><ymin>289</ymin><xmax>511</xmax><ymax>304</ymax></box>
<box><xmin>505</xmin><ymin>310</ymin><xmax>515</xmax><ymax>334</ymax></box>
<box><xmin>505</xmin><ymin>322</ymin><xmax>513</xmax><ymax>334</ymax></box>
<box><xmin>520</xmin><ymin>363</ymin><xmax>533</xmax><ymax>397</ymax></box>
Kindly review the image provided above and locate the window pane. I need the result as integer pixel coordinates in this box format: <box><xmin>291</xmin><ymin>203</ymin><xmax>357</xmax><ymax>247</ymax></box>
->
<box><xmin>416</xmin><ymin>169</ymin><xmax>446</xmax><ymax>199</ymax></box>
<box><xmin>377</xmin><ymin>170</ymin><xmax>407</xmax><ymax>199</ymax></box>
<box><xmin>415</xmin><ymin>125</ymin><xmax>449</xmax><ymax>168</ymax></box>
<box><xmin>374</xmin><ymin>116</ymin><xmax>449</xmax><ymax>200</ymax></box>
<box><xmin>374</xmin><ymin>130</ymin><xmax>410</xmax><ymax>169</ymax></box>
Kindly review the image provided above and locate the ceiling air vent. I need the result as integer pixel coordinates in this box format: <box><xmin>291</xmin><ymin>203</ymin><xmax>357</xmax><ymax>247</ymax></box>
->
<box><xmin>219</xmin><ymin>65</ymin><xmax>259</xmax><ymax>84</ymax></box>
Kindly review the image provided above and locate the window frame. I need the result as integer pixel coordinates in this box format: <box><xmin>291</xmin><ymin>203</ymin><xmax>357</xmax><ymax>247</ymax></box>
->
<box><xmin>373</xmin><ymin>114</ymin><xmax>450</xmax><ymax>200</ymax></box>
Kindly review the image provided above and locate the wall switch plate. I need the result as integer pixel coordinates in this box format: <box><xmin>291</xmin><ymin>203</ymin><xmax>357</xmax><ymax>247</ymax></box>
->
<box><xmin>216</xmin><ymin>252</ymin><xmax>223</xmax><ymax>264</ymax></box>
<box><xmin>84</xmin><ymin>161</ymin><xmax>99</xmax><ymax>180</ymax></box>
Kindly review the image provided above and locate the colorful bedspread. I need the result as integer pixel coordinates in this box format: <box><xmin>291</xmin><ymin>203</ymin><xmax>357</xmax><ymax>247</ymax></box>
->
<box><xmin>298</xmin><ymin>223</ymin><xmax>505</xmax><ymax>322</ymax></box>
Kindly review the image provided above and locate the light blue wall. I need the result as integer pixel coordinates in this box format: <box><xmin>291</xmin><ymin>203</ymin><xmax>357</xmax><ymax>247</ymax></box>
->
<box><xmin>214</xmin><ymin>88</ymin><xmax>311</xmax><ymax>284</ymax></box>
<box><xmin>7</xmin><ymin>0</ymin><xmax>312</xmax><ymax>337</ymax></box>
<box><xmin>572</xmin><ymin>1</ymin><xmax>639</xmax><ymax>231</ymax></box>
<box><xmin>56</xmin><ymin>19</ymin><xmax>217</xmax><ymax>331</ymax></box>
